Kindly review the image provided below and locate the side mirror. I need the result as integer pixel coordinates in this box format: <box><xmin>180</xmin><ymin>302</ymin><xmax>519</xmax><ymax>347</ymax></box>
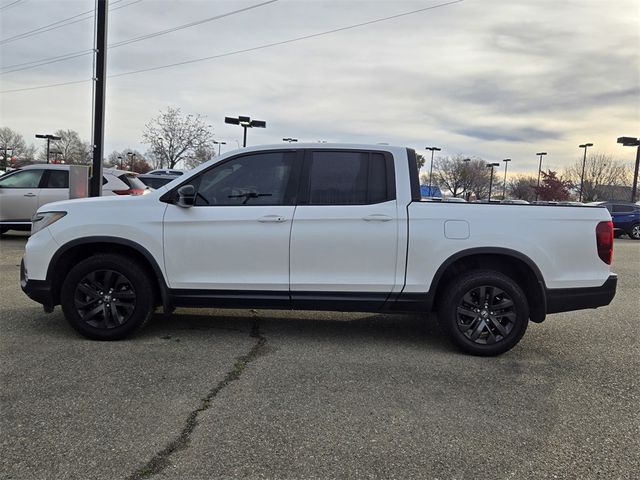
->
<box><xmin>176</xmin><ymin>184</ymin><xmax>196</xmax><ymax>208</ymax></box>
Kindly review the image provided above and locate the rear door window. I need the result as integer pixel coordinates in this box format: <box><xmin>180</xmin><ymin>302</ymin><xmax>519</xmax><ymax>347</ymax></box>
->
<box><xmin>305</xmin><ymin>151</ymin><xmax>394</xmax><ymax>205</ymax></box>
<box><xmin>44</xmin><ymin>170</ymin><xmax>69</xmax><ymax>188</ymax></box>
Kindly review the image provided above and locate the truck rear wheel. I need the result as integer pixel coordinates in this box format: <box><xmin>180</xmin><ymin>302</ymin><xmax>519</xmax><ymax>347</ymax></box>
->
<box><xmin>60</xmin><ymin>254</ymin><xmax>154</xmax><ymax>340</ymax></box>
<box><xmin>437</xmin><ymin>269</ymin><xmax>529</xmax><ymax>356</ymax></box>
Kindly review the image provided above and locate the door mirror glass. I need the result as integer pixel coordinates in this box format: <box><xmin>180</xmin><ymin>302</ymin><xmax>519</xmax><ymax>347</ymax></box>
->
<box><xmin>176</xmin><ymin>184</ymin><xmax>196</xmax><ymax>208</ymax></box>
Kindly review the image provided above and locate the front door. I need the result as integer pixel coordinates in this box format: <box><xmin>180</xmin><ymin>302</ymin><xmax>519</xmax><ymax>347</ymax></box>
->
<box><xmin>163</xmin><ymin>150</ymin><xmax>301</xmax><ymax>292</ymax></box>
<box><xmin>0</xmin><ymin>169</ymin><xmax>44</xmax><ymax>223</ymax></box>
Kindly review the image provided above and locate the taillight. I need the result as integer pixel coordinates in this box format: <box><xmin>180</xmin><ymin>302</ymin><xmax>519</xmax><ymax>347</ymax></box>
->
<box><xmin>596</xmin><ymin>221</ymin><xmax>613</xmax><ymax>265</ymax></box>
<box><xmin>112</xmin><ymin>188</ymin><xmax>145</xmax><ymax>196</ymax></box>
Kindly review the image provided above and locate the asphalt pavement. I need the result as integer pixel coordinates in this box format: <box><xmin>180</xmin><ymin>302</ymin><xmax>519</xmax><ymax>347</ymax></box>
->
<box><xmin>1</xmin><ymin>232</ymin><xmax>638</xmax><ymax>480</ymax></box>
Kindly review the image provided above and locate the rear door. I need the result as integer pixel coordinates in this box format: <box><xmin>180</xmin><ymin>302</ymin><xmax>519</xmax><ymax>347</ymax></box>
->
<box><xmin>289</xmin><ymin>149</ymin><xmax>399</xmax><ymax>304</ymax></box>
<box><xmin>38</xmin><ymin>169</ymin><xmax>70</xmax><ymax>208</ymax></box>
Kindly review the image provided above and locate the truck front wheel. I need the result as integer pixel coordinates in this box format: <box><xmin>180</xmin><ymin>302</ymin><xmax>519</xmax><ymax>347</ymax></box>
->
<box><xmin>60</xmin><ymin>254</ymin><xmax>154</xmax><ymax>340</ymax></box>
<box><xmin>437</xmin><ymin>270</ymin><xmax>529</xmax><ymax>356</ymax></box>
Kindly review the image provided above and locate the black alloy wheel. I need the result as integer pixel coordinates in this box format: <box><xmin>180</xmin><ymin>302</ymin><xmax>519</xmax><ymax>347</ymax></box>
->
<box><xmin>630</xmin><ymin>224</ymin><xmax>640</xmax><ymax>240</ymax></box>
<box><xmin>61</xmin><ymin>254</ymin><xmax>154</xmax><ymax>340</ymax></box>
<box><xmin>455</xmin><ymin>285</ymin><xmax>516</xmax><ymax>345</ymax></box>
<box><xmin>73</xmin><ymin>269</ymin><xmax>136</xmax><ymax>329</ymax></box>
<box><xmin>438</xmin><ymin>269</ymin><xmax>529</xmax><ymax>356</ymax></box>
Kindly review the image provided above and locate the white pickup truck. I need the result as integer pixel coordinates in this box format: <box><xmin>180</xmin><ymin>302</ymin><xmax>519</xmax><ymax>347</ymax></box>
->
<box><xmin>21</xmin><ymin>144</ymin><xmax>617</xmax><ymax>355</ymax></box>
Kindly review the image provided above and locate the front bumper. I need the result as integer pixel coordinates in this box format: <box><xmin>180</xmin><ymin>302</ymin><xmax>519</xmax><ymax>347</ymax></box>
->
<box><xmin>546</xmin><ymin>274</ymin><xmax>617</xmax><ymax>314</ymax></box>
<box><xmin>20</xmin><ymin>259</ymin><xmax>55</xmax><ymax>312</ymax></box>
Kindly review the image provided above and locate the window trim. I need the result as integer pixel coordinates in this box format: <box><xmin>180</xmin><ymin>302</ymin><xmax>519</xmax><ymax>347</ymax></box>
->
<box><xmin>297</xmin><ymin>149</ymin><xmax>396</xmax><ymax>206</ymax></box>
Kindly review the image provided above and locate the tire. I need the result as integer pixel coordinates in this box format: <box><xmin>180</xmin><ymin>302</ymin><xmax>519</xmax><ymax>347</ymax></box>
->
<box><xmin>629</xmin><ymin>223</ymin><xmax>640</xmax><ymax>240</ymax></box>
<box><xmin>437</xmin><ymin>269</ymin><xmax>529</xmax><ymax>356</ymax></box>
<box><xmin>60</xmin><ymin>254</ymin><xmax>154</xmax><ymax>340</ymax></box>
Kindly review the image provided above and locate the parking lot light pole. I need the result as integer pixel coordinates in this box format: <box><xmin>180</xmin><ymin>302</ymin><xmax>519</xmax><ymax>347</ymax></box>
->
<box><xmin>535</xmin><ymin>152</ymin><xmax>547</xmax><ymax>201</ymax></box>
<box><xmin>425</xmin><ymin>146</ymin><xmax>441</xmax><ymax>193</ymax></box>
<box><xmin>35</xmin><ymin>134</ymin><xmax>62</xmax><ymax>164</ymax></box>
<box><xmin>502</xmin><ymin>158</ymin><xmax>511</xmax><ymax>199</ymax></box>
<box><xmin>283</xmin><ymin>138</ymin><xmax>298</xmax><ymax>143</ymax></box>
<box><xmin>1</xmin><ymin>145</ymin><xmax>13</xmax><ymax>170</ymax></box>
<box><xmin>213</xmin><ymin>140</ymin><xmax>226</xmax><ymax>155</ymax></box>
<box><xmin>578</xmin><ymin>143</ymin><xmax>593</xmax><ymax>202</ymax></box>
<box><xmin>487</xmin><ymin>162</ymin><xmax>500</xmax><ymax>201</ymax></box>
<box><xmin>225</xmin><ymin>116</ymin><xmax>266</xmax><ymax>147</ymax></box>
<box><xmin>617</xmin><ymin>136</ymin><xmax>640</xmax><ymax>202</ymax></box>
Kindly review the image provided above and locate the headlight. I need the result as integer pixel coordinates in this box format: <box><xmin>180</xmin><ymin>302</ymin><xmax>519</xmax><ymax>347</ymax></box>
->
<box><xmin>31</xmin><ymin>211</ymin><xmax>66</xmax><ymax>235</ymax></box>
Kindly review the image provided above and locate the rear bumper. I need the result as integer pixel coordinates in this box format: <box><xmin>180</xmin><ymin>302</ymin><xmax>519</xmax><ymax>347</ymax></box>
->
<box><xmin>20</xmin><ymin>259</ymin><xmax>55</xmax><ymax>312</ymax></box>
<box><xmin>546</xmin><ymin>274</ymin><xmax>617</xmax><ymax>314</ymax></box>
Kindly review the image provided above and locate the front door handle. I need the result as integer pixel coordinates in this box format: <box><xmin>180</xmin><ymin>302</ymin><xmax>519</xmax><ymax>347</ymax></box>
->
<box><xmin>257</xmin><ymin>215</ymin><xmax>286</xmax><ymax>223</ymax></box>
<box><xmin>362</xmin><ymin>214</ymin><xmax>393</xmax><ymax>222</ymax></box>
<box><xmin>24</xmin><ymin>193</ymin><xmax>37</xmax><ymax>197</ymax></box>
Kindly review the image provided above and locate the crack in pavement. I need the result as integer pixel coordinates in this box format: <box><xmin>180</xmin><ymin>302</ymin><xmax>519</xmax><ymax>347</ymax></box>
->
<box><xmin>127</xmin><ymin>316</ymin><xmax>266</xmax><ymax>480</ymax></box>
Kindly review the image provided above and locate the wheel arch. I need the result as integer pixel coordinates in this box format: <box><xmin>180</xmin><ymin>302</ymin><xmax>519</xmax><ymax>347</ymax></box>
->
<box><xmin>429</xmin><ymin>247</ymin><xmax>547</xmax><ymax>323</ymax></box>
<box><xmin>47</xmin><ymin>237</ymin><xmax>169</xmax><ymax>311</ymax></box>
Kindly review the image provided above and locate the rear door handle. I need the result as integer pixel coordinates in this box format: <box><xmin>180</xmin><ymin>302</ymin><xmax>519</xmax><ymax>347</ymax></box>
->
<box><xmin>362</xmin><ymin>214</ymin><xmax>393</xmax><ymax>222</ymax></box>
<box><xmin>257</xmin><ymin>215</ymin><xmax>287</xmax><ymax>223</ymax></box>
<box><xmin>24</xmin><ymin>193</ymin><xmax>37</xmax><ymax>197</ymax></box>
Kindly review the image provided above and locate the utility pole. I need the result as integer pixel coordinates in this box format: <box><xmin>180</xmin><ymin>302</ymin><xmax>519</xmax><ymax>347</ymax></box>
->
<box><xmin>90</xmin><ymin>0</ymin><xmax>109</xmax><ymax>197</ymax></box>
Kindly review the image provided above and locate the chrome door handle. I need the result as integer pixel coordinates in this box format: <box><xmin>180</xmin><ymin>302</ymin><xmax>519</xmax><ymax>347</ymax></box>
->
<box><xmin>362</xmin><ymin>214</ymin><xmax>393</xmax><ymax>222</ymax></box>
<box><xmin>257</xmin><ymin>215</ymin><xmax>286</xmax><ymax>223</ymax></box>
<box><xmin>24</xmin><ymin>193</ymin><xmax>37</xmax><ymax>197</ymax></box>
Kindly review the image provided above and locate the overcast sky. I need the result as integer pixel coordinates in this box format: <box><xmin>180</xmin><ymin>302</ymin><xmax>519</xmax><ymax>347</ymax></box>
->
<box><xmin>0</xmin><ymin>0</ymin><xmax>638</xmax><ymax>175</ymax></box>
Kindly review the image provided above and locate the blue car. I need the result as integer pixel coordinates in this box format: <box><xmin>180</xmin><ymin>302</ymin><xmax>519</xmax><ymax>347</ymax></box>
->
<box><xmin>590</xmin><ymin>201</ymin><xmax>640</xmax><ymax>240</ymax></box>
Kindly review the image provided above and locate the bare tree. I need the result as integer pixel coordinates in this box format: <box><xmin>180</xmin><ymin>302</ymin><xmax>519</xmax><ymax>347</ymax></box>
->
<box><xmin>508</xmin><ymin>175</ymin><xmax>538</xmax><ymax>202</ymax></box>
<box><xmin>466</xmin><ymin>159</ymin><xmax>492</xmax><ymax>200</ymax></box>
<box><xmin>44</xmin><ymin>129</ymin><xmax>90</xmax><ymax>164</ymax></box>
<box><xmin>434</xmin><ymin>155</ymin><xmax>469</xmax><ymax>197</ymax></box>
<box><xmin>183</xmin><ymin>144</ymin><xmax>216</xmax><ymax>170</ymax></box>
<box><xmin>105</xmin><ymin>149</ymin><xmax>151</xmax><ymax>173</ymax></box>
<box><xmin>0</xmin><ymin>127</ymin><xmax>37</xmax><ymax>168</ymax></box>
<box><xmin>142</xmin><ymin>107</ymin><xmax>214</xmax><ymax>169</ymax></box>
<box><xmin>564</xmin><ymin>153</ymin><xmax>630</xmax><ymax>202</ymax></box>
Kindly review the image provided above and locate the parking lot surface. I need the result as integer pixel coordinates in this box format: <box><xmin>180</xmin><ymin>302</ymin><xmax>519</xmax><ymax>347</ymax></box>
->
<box><xmin>1</xmin><ymin>233</ymin><xmax>638</xmax><ymax>480</ymax></box>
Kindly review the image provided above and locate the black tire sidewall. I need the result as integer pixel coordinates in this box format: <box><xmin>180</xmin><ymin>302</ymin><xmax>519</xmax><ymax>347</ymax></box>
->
<box><xmin>629</xmin><ymin>224</ymin><xmax>640</xmax><ymax>240</ymax></box>
<box><xmin>61</xmin><ymin>254</ymin><xmax>154</xmax><ymax>340</ymax></box>
<box><xmin>438</xmin><ymin>270</ymin><xmax>529</xmax><ymax>356</ymax></box>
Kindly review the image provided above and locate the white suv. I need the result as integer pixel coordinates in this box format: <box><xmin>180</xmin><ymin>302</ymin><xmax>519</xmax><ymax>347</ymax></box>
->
<box><xmin>0</xmin><ymin>164</ymin><xmax>146</xmax><ymax>234</ymax></box>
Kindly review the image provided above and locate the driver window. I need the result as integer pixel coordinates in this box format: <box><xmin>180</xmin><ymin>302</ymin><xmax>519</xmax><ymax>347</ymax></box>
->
<box><xmin>193</xmin><ymin>152</ymin><xmax>295</xmax><ymax>206</ymax></box>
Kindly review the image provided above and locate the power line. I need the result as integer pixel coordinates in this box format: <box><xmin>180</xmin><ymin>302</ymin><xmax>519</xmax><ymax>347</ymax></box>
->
<box><xmin>111</xmin><ymin>0</ymin><xmax>464</xmax><ymax>79</ymax></box>
<box><xmin>0</xmin><ymin>0</ymin><xmax>24</xmax><ymax>12</ymax></box>
<box><xmin>0</xmin><ymin>0</ymin><xmax>136</xmax><ymax>46</ymax></box>
<box><xmin>0</xmin><ymin>0</ymin><xmax>278</xmax><ymax>74</ymax></box>
<box><xmin>0</xmin><ymin>0</ymin><xmax>464</xmax><ymax>94</ymax></box>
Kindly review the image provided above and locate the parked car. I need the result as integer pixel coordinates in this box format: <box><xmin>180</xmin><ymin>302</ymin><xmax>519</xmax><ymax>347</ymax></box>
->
<box><xmin>443</xmin><ymin>196</ymin><xmax>467</xmax><ymax>203</ymax></box>
<box><xmin>501</xmin><ymin>199</ymin><xmax>529</xmax><ymax>205</ymax></box>
<box><xmin>147</xmin><ymin>169</ymin><xmax>184</xmax><ymax>176</ymax></box>
<box><xmin>137</xmin><ymin>173</ymin><xmax>179</xmax><ymax>190</ymax></box>
<box><xmin>587</xmin><ymin>201</ymin><xmax>640</xmax><ymax>240</ymax></box>
<box><xmin>557</xmin><ymin>201</ymin><xmax>584</xmax><ymax>206</ymax></box>
<box><xmin>0</xmin><ymin>164</ymin><xmax>147</xmax><ymax>234</ymax></box>
<box><xmin>21</xmin><ymin>144</ymin><xmax>616</xmax><ymax>356</ymax></box>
